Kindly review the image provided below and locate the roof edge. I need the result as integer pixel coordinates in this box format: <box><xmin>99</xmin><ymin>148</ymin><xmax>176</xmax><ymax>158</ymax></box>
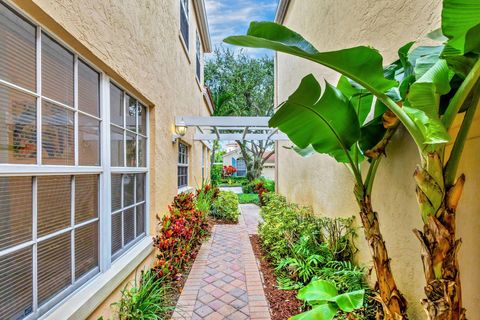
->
<box><xmin>193</xmin><ymin>0</ymin><xmax>212</xmax><ymax>52</ymax></box>
<box><xmin>274</xmin><ymin>0</ymin><xmax>291</xmax><ymax>24</ymax></box>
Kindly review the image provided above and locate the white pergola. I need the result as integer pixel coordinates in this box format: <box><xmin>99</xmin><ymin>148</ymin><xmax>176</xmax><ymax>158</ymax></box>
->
<box><xmin>175</xmin><ymin>116</ymin><xmax>289</xmax><ymax>141</ymax></box>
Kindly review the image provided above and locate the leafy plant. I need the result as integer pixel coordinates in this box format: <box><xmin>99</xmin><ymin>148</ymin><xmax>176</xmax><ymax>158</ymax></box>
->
<box><xmin>291</xmin><ymin>280</ymin><xmax>365</xmax><ymax>320</ymax></box>
<box><xmin>195</xmin><ymin>182</ymin><xmax>219</xmax><ymax>215</ymax></box>
<box><xmin>277</xmin><ymin>236</ymin><xmax>333</xmax><ymax>284</ymax></box>
<box><xmin>153</xmin><ymin>194</ymin><xmax>209</xmax><ymax>280</ymax></box>
<box><xmin>211</xmin><ymin>191</ymin><xmax>240</xmax><ymax>222</ymax></box>
<box><xmin>172</xmin><ymin>192</ymin><xmax>195</xmax><ymax>211</ymax></box>
<box><xmin>222</xmin><ymin>165</ymin><xmax>237</xmax><ymax>177</ymax></box>
<box><xmin>112</xmin><ymin>270</ymin><xmax>172</xmax><ymax>320</ymax></box>
<box><xmin>225</xmin><ymin>1</ymin><xmax>480</xmax><ymax>317</ymax></box>
<box><xmin>210</xmin><ymin>163</ymin><xmax>222</xmax><ymax>187</ymax></box>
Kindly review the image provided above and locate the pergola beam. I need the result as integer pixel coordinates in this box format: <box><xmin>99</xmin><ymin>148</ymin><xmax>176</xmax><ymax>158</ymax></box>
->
<box><xmin>194</xmin><ymin>133</ymin><xmax>289</xmax><ymax>141</ymax></box>
<box><xmin>176</xmin><ymin>116</ymin><xmax>270</xmax><ymax>127</ymax></box>
<box><xmin>175</xmin><ymin>116</ymin><xmax>289</xmax><ymax>142</ymax></box>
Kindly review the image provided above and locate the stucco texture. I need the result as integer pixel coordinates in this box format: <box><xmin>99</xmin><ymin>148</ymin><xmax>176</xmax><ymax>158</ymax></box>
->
<box><xmin>276</xmin><ymin>0</ymin><xmax>479</xmax><ymax>319</ymax></box>
<box><xmin>12</xmin><ymin>0</ymin><xmax>211</xmax><ymax>318</ymax></box>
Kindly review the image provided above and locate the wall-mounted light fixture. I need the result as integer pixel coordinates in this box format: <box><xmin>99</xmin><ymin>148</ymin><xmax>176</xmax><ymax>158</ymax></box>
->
<box><xmin>172</xmin><ymin>120</ymin><xmax>188</xmax><ymax>143</ymax></box>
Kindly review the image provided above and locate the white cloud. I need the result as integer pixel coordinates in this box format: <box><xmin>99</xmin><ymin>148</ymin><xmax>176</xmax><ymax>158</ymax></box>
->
<box><xmin>204</xmin><ymin>0</ymin><xmax>277</xmax><ymax>57</ymax></box>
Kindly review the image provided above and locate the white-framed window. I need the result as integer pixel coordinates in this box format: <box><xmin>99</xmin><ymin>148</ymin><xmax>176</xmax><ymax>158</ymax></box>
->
<box><xmin>236</xmin><ymin>158</ymin><xmax>247</xmax><ymax>177</ymax></box>
<box><xmin>195</xmin><ymin>32</ymin><xmax>201</xmax><ymax>81</ymax></box>
<box><xmin>109</xmin><ymin>83</ymin><xmax>148</xmax><ymax>261</ymax></box>
<box><xmin>178</xmin><ymin>142</ymin><xmax>189</xmax><ymax>188</ymax></box>
<box><xmin>0</xmin><ymin>2</ymin><xmax>149</xmax><ymax>318</ymax></box>
<box><xmin>180</xmin><ymin>0</ymin><xmax>189</xmax><ymax>50</ymax></box>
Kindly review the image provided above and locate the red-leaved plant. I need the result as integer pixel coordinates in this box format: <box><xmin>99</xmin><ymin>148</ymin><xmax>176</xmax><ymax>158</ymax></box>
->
<box><xmin>152</xmin><ymin>194</ymin><xmax>209</xmax><ymax>280</ymax></box>
<box><xmin>222</xmin><ymin>165</ymin><xmax>237</xmax><ymax>177</ymax></box>
<box><xmin>254</xmin><ymin>182</ymin><xmax>269</xmax><ymax>206</ymax></box>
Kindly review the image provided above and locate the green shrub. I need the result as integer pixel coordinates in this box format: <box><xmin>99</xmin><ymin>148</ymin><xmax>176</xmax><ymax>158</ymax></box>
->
<box><xmin>212</xmin><ymin>191</ymin><xmax>240</xmax><ymax>222</ymax></box>
<box><xmin>242</xmin><ymin>178</ymin><xmax>275</xmax><ymax>194</ymax></box>
<box><xmin>112</xmin><ymin>270</ymin><xmax>172</xmax><ymax>320</ymax></box>
<box><xmin>219</xmin><ymin>176</ymin><xmax>248</xmax><ymax>186</ymax></box>
<box><xmin>237</xmin><ymin>193</ymin><xmax>259</xmax><ymax>204</ymax></box>
<box><xmin>210</xmin><ymin>164</ymin><xmax>222</xmax><ymax>186</ymax></box>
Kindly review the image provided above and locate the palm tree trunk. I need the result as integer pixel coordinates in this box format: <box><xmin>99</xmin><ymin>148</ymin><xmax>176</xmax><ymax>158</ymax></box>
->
<box><xmin>358</xmin><ymin>195</ymin><xmax>408</xmax><ymax>320</ymax></box>
<box><xmin>413</xmin><ymin>152</ymin><xmax>466</xmax><ymax>320</ymax></box>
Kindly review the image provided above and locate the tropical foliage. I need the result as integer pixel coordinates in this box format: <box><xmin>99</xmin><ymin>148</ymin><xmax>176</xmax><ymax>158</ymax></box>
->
<box><xmin>112</xmin><ymin>270</ymin><xmax>172</xmax><ymax>320</ymax></box>
<box><xmin>259</xmin><ymin>193</ymin><xmax>376</xmax><ymax>319</ymax></box>
<box><xmin>212</xmin><ymin>191</ymin><xmax>240</xmax><ymax>222</ymax></box>
<box><xmin>291</xmin><ymin>280</ymin><xmax>364</xmax><ymax>320</ymax></box>
<box><xmin>225</xmin><ymin>0</ymin><xmax>480</xmax><ymax>317</ymax></box>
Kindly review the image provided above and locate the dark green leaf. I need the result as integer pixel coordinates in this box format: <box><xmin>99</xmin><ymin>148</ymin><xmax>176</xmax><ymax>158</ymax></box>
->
<box><xmin>269</xmin><ymin>74</ymin><xmax>360</xmax><ymax>160</ymax></box>
<box><xmin>337</xmin><ymin>76</ymin><xmax>373</xmax><ymax>125</ymax></box>
<box><xmin>359</xmin><ymin>116</ymin><xmax>387</xmax><ymax>154</ymax></box>
<box><xmin>445</xmin><ymin>54</ymin><xmax>479</xmax><ymax>79</ymax></box>
<box><xmin>398</xmin><ymin>41</ymin><xmax>415</xmax><ymax>76</ymax></box>
<box><xmin>224</xmin><ymin>21</ymin><xmax>396</xmax><ymax>93</ymax></box>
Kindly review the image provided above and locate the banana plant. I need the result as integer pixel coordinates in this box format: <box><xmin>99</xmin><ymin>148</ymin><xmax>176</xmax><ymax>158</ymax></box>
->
<box><xmin>291</xmin><ymin>279</ymin><xmax>364</xmax><ymax>320</ymax></box>
<box><xmin>224</xmin><ymin>0</ymin><xmax>480</xmax><ymax>319</ymax></box>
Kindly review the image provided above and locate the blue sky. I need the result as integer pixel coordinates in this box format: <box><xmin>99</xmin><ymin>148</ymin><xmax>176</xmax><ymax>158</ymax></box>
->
<box><xmin>204</xmin><ymin>0</ymin><xmax>278</xmax><ymax>57</ymax></box>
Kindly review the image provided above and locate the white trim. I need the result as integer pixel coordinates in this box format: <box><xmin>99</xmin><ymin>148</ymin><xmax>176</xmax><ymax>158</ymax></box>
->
<box><xmin>41</xmin><ymin>237</ymin><xmax>153</xmax><ymax>320</ymax></box>
<box><xmin>179</xmin><ymin>33</ymin><xmax>191</xmax><ymax>63</ymax></box>
<box><xmin>194</xmin><ymin>133</ymin><xmax>289</xmax><ymax>141</ymax></box>
<box><xmin>274</xmin><ymin>0</ymin><xmax>291</xmax><ymax>23</ymax></box>
<box><xmin>177</xmin><ymin>186</ymin><xmax>194</xmax><ymax>194</ymax></box>
<box><xmin>192</xmin><ymin>0</ymin><xmax>212</xmax><ymax>53</ymax></box>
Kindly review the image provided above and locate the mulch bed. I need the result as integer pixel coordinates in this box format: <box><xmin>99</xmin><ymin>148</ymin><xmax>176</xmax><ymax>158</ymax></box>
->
<box><xmin>249</xmin><ymin>234</ymin><xmax>303</xmax><ymax>320</ymax></box>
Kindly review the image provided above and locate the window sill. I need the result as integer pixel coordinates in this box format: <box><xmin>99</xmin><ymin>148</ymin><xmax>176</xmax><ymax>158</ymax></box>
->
<box><xmin>41</xmin><ymin>237</ymin><xmax>153</xmax><ymax>320</ymax></box>
<box><xmin>179</xmin><ymin>33</ymin><xmax>191</xmax><ymax>64</ymax></box>
<box><xmin>178</xmin><ymin>186</ymin><xmax>194</xmax><ymax>194</ymax></box>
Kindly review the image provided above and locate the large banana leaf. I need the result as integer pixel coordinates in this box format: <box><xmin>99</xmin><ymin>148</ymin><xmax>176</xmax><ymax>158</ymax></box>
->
<box><xmin>337</xmin><ymin>76</ymin><xmax>373</xmax><ymax>126</ymax></box>
<box><xmin>405</xmin><ymin>58</ymin><xmax>453</xmax><ymax>144</ymax></box>
<box><xmin>224</xmin><ymin>21</ymin><xmax>396</xmax><ymax>93</ymax></box>
<box><xmin>442</xmin><ymin>0</ymin><xmax>480</xmax><ymax>56</ymax></box>
<box><xmin>297</xmin><ymin>279</ymin><xmax>338</xmax><ymax>301</ymax></box>
<box><xmin>289</xmin><ymin>303</ymin><xmax>338</xmax><ymax>320</ymax></box>
<box><xmin>332</xmin><ymin>289</ymin><xmax>365</xmax><ymax>312</ymax></box>
<box><xmin>269</xmin><ymin>74</ymin><xmax>360</xmax><ymax>161</ymax></box>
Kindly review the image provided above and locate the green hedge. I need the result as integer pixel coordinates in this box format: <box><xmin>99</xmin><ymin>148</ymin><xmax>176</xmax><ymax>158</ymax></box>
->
<box><xmin>212</xmin><ymin>191</ymin><xmax>240</xmax><ymax>222</ymax></box>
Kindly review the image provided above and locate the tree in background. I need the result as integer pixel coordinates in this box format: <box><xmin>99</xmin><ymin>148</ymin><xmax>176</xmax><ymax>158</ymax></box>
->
<box><xmin>205</xmin><ymin>47</ymin><xmax>274</xmax><ymax>181</ymax></box>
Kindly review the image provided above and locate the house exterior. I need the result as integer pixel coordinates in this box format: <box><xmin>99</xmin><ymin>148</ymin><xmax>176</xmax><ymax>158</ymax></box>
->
<box><xmin>0</xmin><ymin>0</ymin><xmax>212</xmax><ymax>319</ymax></box>
<box><xmin>274</xmin><ymin>0</ymin><xmax>480</xmax><ymax>319</ymax></box>
<box><xmin>222</xmin><ymin>147</ymin><xmax>275</xmax><ymax>180</ymax></box>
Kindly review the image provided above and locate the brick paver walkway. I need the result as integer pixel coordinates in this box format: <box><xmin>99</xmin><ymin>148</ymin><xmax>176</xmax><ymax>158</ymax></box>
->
<box><xmin>172</xmin><ymin>204</ymin><xmax>270</xmax><ymax>320</ymax></box>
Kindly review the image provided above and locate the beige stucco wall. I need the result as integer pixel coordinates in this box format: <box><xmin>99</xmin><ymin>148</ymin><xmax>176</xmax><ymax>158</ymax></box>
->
<box><xmin>276</xmin><ymin>0</ymin><xmax>480</xmax><ymax>319</ymax></box>
<box><xmin>11</xmin><ymin>0</ymin><xmax>212</xmax><ymax>318</ymax></box>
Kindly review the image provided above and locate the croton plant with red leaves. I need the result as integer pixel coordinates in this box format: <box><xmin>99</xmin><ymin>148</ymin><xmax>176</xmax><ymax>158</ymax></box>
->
<box><xmin>253</xmin><ymin>182</ymin><xmax>269</xmax><ymax>206</ymax></box>
<box><xmin>152</xmin><ymin>192</ymin><xmax>210</xmax><ymax>280</ymax></box>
